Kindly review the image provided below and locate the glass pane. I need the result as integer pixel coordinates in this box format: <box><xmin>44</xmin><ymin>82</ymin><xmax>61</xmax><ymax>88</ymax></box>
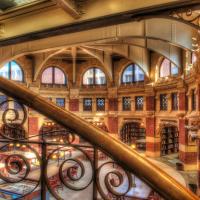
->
<box><xmin>56</xmin><ymin>98</ymin><xmax>65</xmax><ymax>108</ymax></box>
<box><xmin>83</xmin><ymin>98</ymin><xmax>92</xmax><ymax>111</ymax></box>
<box><xmin>134</xmin><ymin>65</ymin><xmax>144</xmax><ymax>82</ymax></box>
<box><xmin>172</xmin><ymin>93</ymin><xmax>178</xmax><ymax>111</ymax></box>
<box><xmin>95</xmin><ymin>68</ymin><xmax>106</xmax><ymax>85</ymax></box>
<box><xmin>160</xmin><ymin>59</ymin><xmax>170</xmax><ymax>77</ymax></box>
<box><xmin>96</xmin><ymin>98</ymin><xmax>105</xmax><ymax>111</ymax></box>
<box><xmin>42</xmin><ymin>67</ymin><xmax>53</xmax><ymax>84</ymax></box>
<box><xmin>54</xmin><ymin>68</ymin><xmax>66</xmax><ymax>84</ymax></box>
<box><xmin>171</xmin><ymin>63</ymin><xmax>178</xmax><ymax>75</ymax></box>
<box><xmin>0</xmin><ymin>63</ymin><xmax>9</xmax><ymax>79</ymax></box>
<box><xmin>122</xmin><ymin>65</ymin><xmax>133</xmax><ymax>83</ymax></box>
<box><xmin>135</xmin><ymin>96</ymin><xmax>144</xmax><ymax>111</ymax></box>
<box><xmin>83</xmin><ymin>68</ymin><xmax>94</xmax><ymax>85</ymax></box>
<box><xmin>123</xmin><ymin>97</ymin><xmax>131</xmax><ymax>111</ymax></box>
<box><xmin>160</xmin><ymin>94</ymin><xmax>168</xmax><ymax>111</ymax></box>
<box><xmin>11</xmin><ymin>61</ymin><xmax>23</xmax><ymax>81</ymax></box>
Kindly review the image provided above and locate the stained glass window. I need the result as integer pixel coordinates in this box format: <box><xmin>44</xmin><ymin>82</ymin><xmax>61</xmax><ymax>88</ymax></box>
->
<box><xmin>83</xmin><ymin>98</ymin><xmax>92</xmax><ymax>111</ymax></box>
<box><xmin>172</xmin><ymin>93</ymin><xmax>178</xmax><ymax>111</ymax></box>
<box><xmin>160</xmin><ymin>58</ymin><xmax>178</xmax><ymax>78</ymax></box>
<box><xmin>41</xmin><ymin>67</ymin><xmax>66</xmax><ymax>85</ymax></box>
<box><xmin>135</xmin><ymin>96</ymin><xmax>144</xmax><ymax>111</ymax></box>
<box><xmin>83</xmin><ymin>68</ymin><xmax>106</xmax><ymax>85</ymax></box>
<box><xmin>122</xmin><ymin>64</ymin><xmax>144</xmax><ymax>84</ymax></box>
<box><xmin>0</xmin><ymin>61</ymin><xmax>23</xmax><ymax>82</ymax></box>
<box><xmin>123</xmin><ymin>97</ymin><xmax>131</xmax><ymax>111</ymax></box>
<box><xmin>96</xmin><ymin>98</ymin><xmax>105</xmax><ymax>111</ymax></box>
<box><xmin>160</xmin><ymin>94</ymin><xmax>168</xmax><ymax>111</ymax></box>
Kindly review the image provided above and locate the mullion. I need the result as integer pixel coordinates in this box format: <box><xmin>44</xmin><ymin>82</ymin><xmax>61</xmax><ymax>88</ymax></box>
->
<box><xmin>170</xmin><ymin>62</ymin><xmax>172</xmax><ymax>76</ymax></box>
<box><xmin>9</xmin><ymin>61</ymin><xmax>12</xmax><ymax>80</ymax></box>
<box><xmin>132</xmin><ymin>64</ymin><xmax>135</xmax><ymax>83</ymax></box>
<box><xmin>93</xmin><ymin>68</ymin><xmax>96</xmax><ymax>85</ymax></box>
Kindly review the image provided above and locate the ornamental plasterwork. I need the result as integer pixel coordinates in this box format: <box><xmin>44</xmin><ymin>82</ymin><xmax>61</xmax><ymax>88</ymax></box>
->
<box><xmin>169</xmin><ymin>8</ymin><xmax>200</xmax><ymax>28</ymax></box>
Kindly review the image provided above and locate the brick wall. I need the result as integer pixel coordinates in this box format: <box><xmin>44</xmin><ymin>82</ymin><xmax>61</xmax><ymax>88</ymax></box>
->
<box><xmin>146</xmin><ymin>96</ymin><xmax>155</xmax><ymax>111</ymax></box>
<box><xmin>179</xmin><ymin>118</ymin><xmax>188</xmax><ymax>145</ymax></box>
<box><xmin>108</xmin><ymin>117</ymin><xmax>118</xmax><ymax>133</ymax></box>
<box><xmin>146</xmin><ymin>117</ymin><xmax>155</xmax><ymax>137</ymax></box>
<box><xmin>108</xmin><ymin>98</ymin><xmax>118</xmax><ymax>111</ymax></box>
<box><xmin>179</xmin><ymin>92</ymin><xmax>186</xmax><ymax>111</ymax></box>
<box><xmin>69</xmin><ymin>99</ymin><xmax>79</xmax><ymax>111</ymax></box>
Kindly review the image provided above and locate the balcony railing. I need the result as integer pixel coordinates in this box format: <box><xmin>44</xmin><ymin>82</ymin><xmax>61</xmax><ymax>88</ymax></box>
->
<box><xmin>0</xmin><ymin>77</ymin><xmax>198</xmax><ymax>200</ymax></box>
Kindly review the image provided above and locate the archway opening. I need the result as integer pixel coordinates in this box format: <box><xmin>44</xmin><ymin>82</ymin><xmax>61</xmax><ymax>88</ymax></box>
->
<box><xmin>120</xmin><ymin>122</ymin><xmax>146</xmax><ymax>151</ymax></box>
<box><xmin>161</xmin><ymin>125</ymin><xmax>179</xmax><ymax>156</ymax></box>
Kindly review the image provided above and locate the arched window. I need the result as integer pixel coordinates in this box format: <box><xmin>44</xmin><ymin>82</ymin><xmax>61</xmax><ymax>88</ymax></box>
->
<box><xmin>0</xmin><ymin>61</ymin><xmax>23</xmax><ymax>82</ymax></box>
<box><xmin>122</xmin><ymin>63</ymin><xmax>144</xmax><ymax>84</ymax></box>
<box><xmin>41</xmin><ymin>67</ymin><xmax>66</xmax><ymax>85</ymax></box>
<box><xmin>83</xmin><ymin>67</ymin><xmax>106</xmax><ymax>85</ymax></box>
<box><xmin>160</xmin><ymin>58</ymin><xmax>178</xmax><ymax>78</ymax></box>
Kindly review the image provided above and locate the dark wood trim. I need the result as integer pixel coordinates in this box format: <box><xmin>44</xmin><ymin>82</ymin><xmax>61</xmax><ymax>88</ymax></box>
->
<box><xmin>0</xmin><ymin>0</ymin><xmax>199</xmax><ymax>47</ymax></box>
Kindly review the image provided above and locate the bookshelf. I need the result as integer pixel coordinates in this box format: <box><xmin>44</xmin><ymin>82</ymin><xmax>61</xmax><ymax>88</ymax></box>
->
<box><xmin>120</xmin><ymin>122</ymin><xmax>146</xmax><ymax>149</ymax></box>
<box><xmin>161</xmin><ymin>126</ymin><xmax>179</xmax><ymax>156</ymax></box>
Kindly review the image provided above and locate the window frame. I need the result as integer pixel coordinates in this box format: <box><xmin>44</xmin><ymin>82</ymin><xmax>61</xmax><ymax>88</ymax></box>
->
<box><xmin>96</xmin><ymin>98</ymin><xmax>105</xmax><ymax>111</ymax></box>
<box><xmin>83</xmin><ymin>98</ymin><xmax>93</xmax><ymax>111</ymax></box>
<box><xmin>171</xmin><ymin>93</ymin><xmax>178</xmax><ymax>111</ymax></box>
<box><xmin>121</xmin><ymin>63</ymin><xmax>145</xmax><ymax>84</ymax></box>
<box><xmin>160</xmin><ymin>94</ymin><xmax>168</xmax><ymax>111</ymax></box>
<box><xmin>56</xmin><ymin>98</ymin><xmax>65</xmax><ymax>108</ymax></box>
<box><xmin>0</xmin><ymin>61</ymin><xmax>24</xmax><ymax>82</ymax></box>
<box><xmin>41</xmin><ymin>66</ymin><xmax>67</xmax><ymax>85</ymax></box>
<box><xmin>135</xmin><ymin>96</ymin><xmax>144</xmax><ymax>111</ymax></box>
<box><xmin>159</xmin><ymin>58</ymin><xmax>179</xmax><ymax>78</ymax></box>
<box><xmin>122</xmin><ymin>97</ymin><xmax>131</xmax><ymax>111</ymax></box>
<box><xmin>82</xmin><ymin>67</ymin><xmax>106</xmax><ymax>86</ymax></box>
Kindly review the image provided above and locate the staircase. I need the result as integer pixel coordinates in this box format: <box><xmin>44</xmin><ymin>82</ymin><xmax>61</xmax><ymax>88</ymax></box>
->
<box><xmin>0</xmin><ymin>77</ymin><xmax>198</xmax><ymax>200</ymax></box>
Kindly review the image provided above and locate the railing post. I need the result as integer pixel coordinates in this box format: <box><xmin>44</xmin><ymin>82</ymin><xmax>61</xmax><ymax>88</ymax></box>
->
<box><xmin>41</xmin><ymin>142</ymin><xmax>47</xmax><ymax>199</ymax></box>
<box><xmin>93</xmin><ymin>147</ymin><xmax>98</xmax><ymax>200</ymax></box>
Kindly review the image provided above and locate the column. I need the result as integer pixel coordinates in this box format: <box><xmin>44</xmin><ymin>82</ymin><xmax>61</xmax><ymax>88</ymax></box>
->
<box><xmin>145</xmin><ymin>95</ymin><xmax>160</xmax><ymax>157</ymax></box>
<box><xmin>108</xmin><ymin>98</ymin><xmax>118</xmax><ymax>111</ymax></box>
<box><xmin>108</xmin><ymin>98</ymin><xmax>118</xmax><ymax>134</ymax></box>
<box><xmin>179</xmin><ymin>118</ymin><xmax>197</xmax><ymax>170</ymax></box>
<box><xmin>179</xmin><ymin>91</ymin><xmax>186</xmax><ymax>111</ymax></box>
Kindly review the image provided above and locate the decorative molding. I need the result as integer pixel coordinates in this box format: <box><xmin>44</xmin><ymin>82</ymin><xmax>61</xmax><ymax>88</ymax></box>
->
<box><xmin>169</xmin><ymin>8</ymin><xmax>200</xmax><ymax>29</ymax></box>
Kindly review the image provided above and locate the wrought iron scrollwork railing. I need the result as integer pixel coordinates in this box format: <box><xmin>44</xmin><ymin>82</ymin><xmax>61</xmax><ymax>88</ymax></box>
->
<box><xmin>0</xmin><ymin>77</ymin><xmax>198</xmax><ymax>200</ymax></box>
<box><xmin>0</xmin><ymin>98</ymin><xmax>155</xmax><ymax>200</ymax></box>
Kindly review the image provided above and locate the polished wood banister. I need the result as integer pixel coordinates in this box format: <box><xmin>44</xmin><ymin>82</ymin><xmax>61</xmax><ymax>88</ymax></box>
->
<box><xmin>0</xmin><ymin>77</ymin><xmax>198</xmax><ymax>200</ymax></box>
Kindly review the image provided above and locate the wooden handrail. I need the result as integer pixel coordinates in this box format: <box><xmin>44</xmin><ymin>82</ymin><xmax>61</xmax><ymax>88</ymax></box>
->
<box><xmin>0</xmin><ymin>77</ymin><xmax>198</xmax><ymax>200</ymax></box>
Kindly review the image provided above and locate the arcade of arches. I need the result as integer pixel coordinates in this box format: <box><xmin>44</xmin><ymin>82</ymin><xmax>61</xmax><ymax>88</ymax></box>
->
<box><xmin>0</xmin><ymin>48</ymin><xmax>199</xmax><ymax>168</ymax></box>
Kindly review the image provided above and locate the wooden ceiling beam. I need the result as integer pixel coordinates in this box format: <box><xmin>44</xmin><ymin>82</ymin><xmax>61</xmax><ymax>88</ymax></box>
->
<box><xmin>56</xmin><ymin>0</ymin><xmax>80</xmax><ymax>19</ymax></box>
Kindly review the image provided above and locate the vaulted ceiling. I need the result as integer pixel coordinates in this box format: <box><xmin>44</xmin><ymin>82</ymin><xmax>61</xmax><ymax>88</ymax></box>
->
<box><xmin>0</xmin><ymin>0</ymin><xmax>196</xmax><ymax>40</ymax></box>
